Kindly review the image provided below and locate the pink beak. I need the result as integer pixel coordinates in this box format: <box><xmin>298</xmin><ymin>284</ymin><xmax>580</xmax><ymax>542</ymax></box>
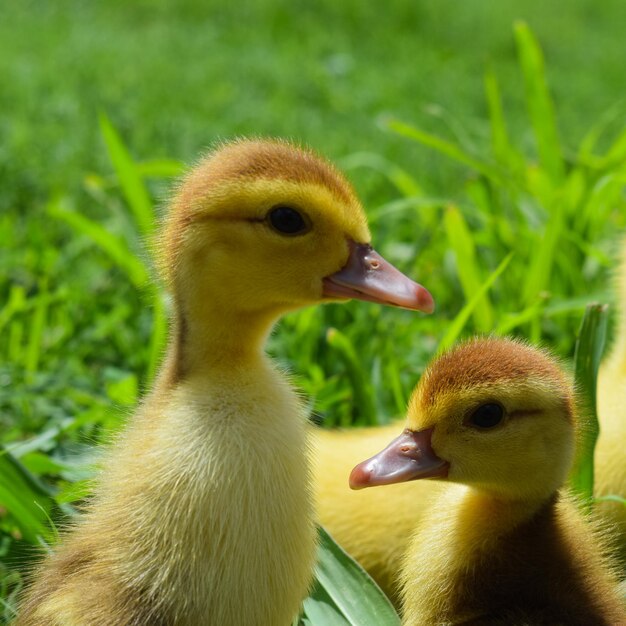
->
<box><xmin>322</xmin><ymin>241</ymin><xmax>434</xmax><ymax>313</ymax></box>
<box><xmin>349</xmin><ymin>428</ymin><xmax>449</xmax><ymax>490</ymax></box>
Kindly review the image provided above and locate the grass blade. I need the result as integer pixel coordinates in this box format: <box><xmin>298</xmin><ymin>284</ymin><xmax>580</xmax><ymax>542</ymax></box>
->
<box><xmin>569</xmin><ymin>303</ymin><xmax>609</xmax><ymax>509</ymax></box>
<box><xmin>484</xmin><ymin>65</ymin><xmax>517</xmax><ymax>171</ymax></box>
<box><xmin>305</xmin><ymin>526</ymin><xmax>400</xmax><ymax>626</ymax></box>
<box><xmin>99</xmin><ymin>113</ymin><xmax>154</xmax><ymax>236</ymax></box>
<box><xmin>340</xmin><ymin>152</ymin><xmax>424</xmax><ymax>197</ymax></box>
<box><xmin>514</xmin><ymin>21</ymin><xmax>564</xmax><ymax>183</ymax></box>
<box><xmin>384</xmin><ymin>118</ymin><xmax>507</xmax><ymax>187</ymax></box>
<box><xmin>24</xmin><ymin>281</ymin><xmax>48</xmax><ymax>378</ymax></box>
<box><xmin>438</xmin><ymin>253</ymin><xmax>513</xmax><ymax>353</ymax></box>
<box><xmin>444</xmin><ymin>205</ymin><xmax>493</xmax><ymax>332</ymax></box>
<box><xmin>326</xmin><ymin>328</ymin><xmax>376</xmax><ymax>426</ymax></box>
<box><xmin>522</xmin><ymin>198</ymin><xmax>565</xmax><ymax>304</ymax></box>
<box><xmin>48</xmin><ymin>197</ymin><xmax>150</xmax><ymax>288</ymax></box>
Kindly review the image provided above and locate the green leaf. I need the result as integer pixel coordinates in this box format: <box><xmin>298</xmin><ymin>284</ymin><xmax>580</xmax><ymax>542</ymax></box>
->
<box><xmin>99</xmin><ymin>113</ymin><xmax>154</xmax><ymax>236</ymax></box>
<box><xmin>326</xmin><ymin>328</ymin><xmax>377</xmax><ymax>426</ymax></box>
<box><xmin>135</xmin><ymin>159</ymin><xmax>186</xmax><ymax>179</ymax></box>
<box><xmin>0</xmin><ymin>448</ymin><xmax>55</xmax><ymax>543</ymax></box>
<box><xmin>105</xmin><ymin>372</ymin><xmax>139</xmax><ymax>406</ymax></box>
<box><xmin>438</xmin><ymin>253</ymin><xmax>513</xmax><ymax>353</ymax></box>
<box><xmin>303</xmin><ymin>585</ymin><xmax>351</xmax><ymax>626</ymax></box>
<box><xmin>522</xmin><ymin>197</ymin><xmax>565</xmax><ymax>304</ymax></box>
<box><xmin>484</xmin><ymin>65</ymin><xmax>518</xmax><ymax>171</ymax></box>
<box><xmin>303</xmin><ymin>527</ymin><xmax>400</xmax><ymax>626</ymax></box>
<box><xmin>340</xmin><ymin>152</ymin><xmax>424</xmax><ymax>197</ymax></box>
<box><xmin>24</xmin><ymin>279</ymin><xmax>48</xmax><ymax>377</ymax></box>
<box><xmin>48</xmin><ymin>196</ymin><xmax>150</xmax><ymax>288</ymax></box>
<box><xmin>569</xmin><ymin>303</ymin><xmax>609</xmax><ymax>509</ymax></box>
<box><xmin>443</xmin><ymin>205</ymin><xmax>493</xmax><ymax>332</ymax></box>
<box><xmin>514</xmin><ymin>21</ymin><xmax>564</xmax><ymax>183</ymax></box>
<box><xmin>384</xmin><ymin>118</ymin><xmax>508</xmax><ymax>187</ymax></box>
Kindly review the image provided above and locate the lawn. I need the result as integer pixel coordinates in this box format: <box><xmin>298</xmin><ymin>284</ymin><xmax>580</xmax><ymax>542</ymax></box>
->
<box><xmin>1</xmin><ymin>0</ymin><xmax>626</xmax><ymax>621</ymax></box>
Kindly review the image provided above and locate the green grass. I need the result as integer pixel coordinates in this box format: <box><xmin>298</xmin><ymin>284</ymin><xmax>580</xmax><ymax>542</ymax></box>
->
<box><xmin>2</xmin><ymin>2</ymin><xmax>626</xmax><ymax>622</ymax></box>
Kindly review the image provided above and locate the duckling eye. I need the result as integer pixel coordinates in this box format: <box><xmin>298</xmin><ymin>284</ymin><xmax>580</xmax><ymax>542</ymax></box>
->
<box><xmin>468</xmin><ymin>403</ymin><xmax>504</xmax><ymax>429</ymax></box>
<box><xmin>267</xmin><ymin>206</ymin><xmax>309</xmax><ymax>236</ymax></box>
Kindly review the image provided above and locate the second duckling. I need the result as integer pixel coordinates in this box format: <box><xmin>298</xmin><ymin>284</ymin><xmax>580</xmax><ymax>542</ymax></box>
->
<box><xmin>351</xmin><ymin>338</ymin><xmax>626</xmax><ymax>625</ymax></box>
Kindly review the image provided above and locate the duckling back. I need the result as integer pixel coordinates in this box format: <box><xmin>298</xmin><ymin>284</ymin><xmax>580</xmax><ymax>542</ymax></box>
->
<box><xmin>596</xmin><ymin>238</ymin><xmax>626</xmax><ymax>563</ymax></box>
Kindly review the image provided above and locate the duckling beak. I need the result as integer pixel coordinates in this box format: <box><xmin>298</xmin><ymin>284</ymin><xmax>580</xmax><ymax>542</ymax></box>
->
<box><xmin>349</xmin><ymin>428</ymin><xmax>449</xmax><ymax>490</ymax></box>
<box><xmin>322</xmin><ymin>242</ymin><xmax>435</xmax><ymax>313</ymax></box>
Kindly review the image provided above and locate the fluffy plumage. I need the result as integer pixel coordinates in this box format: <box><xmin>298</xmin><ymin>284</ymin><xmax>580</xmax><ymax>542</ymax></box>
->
<box><xmin>351</xmin><ymin>338</ymin><xmax>626</xmax><ymax>625</ymax></box>
<box><xmin>595</xmin><ymin>241</ymin><xmax>626</xmax><ymax>566</ymax></box>
<box><xmin>315</xmin><ymin>243</ymin><xmax>626</xmax><ymax>598</ymax></box>
<box><xmin>17</xmin><ymin>139</ymin><xmax>433</xmax><ymax>626</ymax></box>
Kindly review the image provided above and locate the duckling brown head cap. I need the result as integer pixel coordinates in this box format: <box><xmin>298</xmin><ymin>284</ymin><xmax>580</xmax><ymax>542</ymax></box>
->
<box><xmin>160</xmin><ymin>139</ymin><xmax>367</xmax><ymax>278</ymax></box>
<box><xmin>415</xmin><ymin>338</ymin><xmax>574</xmax><ymax>421</ymax></box>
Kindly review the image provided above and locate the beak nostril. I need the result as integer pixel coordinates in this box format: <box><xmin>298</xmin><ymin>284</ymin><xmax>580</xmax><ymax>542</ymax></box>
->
<box><xmin>370</xmin><ymin>260</ymin><xmax>380</xmax><ymax>270</ymax></box>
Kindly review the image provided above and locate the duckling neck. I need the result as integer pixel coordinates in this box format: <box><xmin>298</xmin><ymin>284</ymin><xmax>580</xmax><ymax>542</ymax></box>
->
<box><xmin>402</xmin><ymin>486</ymin><xmax>624</xmax><ymax>625</ymax></box>
<box><xmin>401</xmin><ymin>486</ymin><xmax>553</xmax><ymax>624</ymax></box>
<box><xmin>171</xmin><ymin>301</ymin><xmax>280</xmax><ymax>379</ymax></box>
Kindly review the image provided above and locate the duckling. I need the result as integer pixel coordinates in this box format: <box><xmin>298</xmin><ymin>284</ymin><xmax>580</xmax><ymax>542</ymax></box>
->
<box><xmin>350</xmin><ymin>338</ymin><xmax>626</xmax><ymax>625</ymax></box>
<box><xmin>595</xmin><ymin>241</ymin><xmax>626</xmax><ymax>564</ymax></box>
<box><xmin>17</xmin><ymin>139</ymin><xmax>434</xmax><ymax>626</ymax></box>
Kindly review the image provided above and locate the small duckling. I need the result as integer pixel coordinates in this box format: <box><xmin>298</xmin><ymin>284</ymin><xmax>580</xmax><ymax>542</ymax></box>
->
<box><xmin>17</xmin><ymin>139</ymin><xmax>434</xmax><ymax>626</ymax></box>
<box><xmin>351</xmin><ymin>338</ymin><xmax>626</xmax><ymax>625</ymax></box>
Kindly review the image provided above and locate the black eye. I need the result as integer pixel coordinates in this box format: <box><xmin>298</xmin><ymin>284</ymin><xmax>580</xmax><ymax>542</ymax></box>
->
<box><xmin>468</xmin><ymin>403</ymin><xmax>504</xmax><ymax>429</ymax></box>
<box><xmin>267</xmin><ymin>206</ymin><xmax>309</xmax><ymax>235</ymax></box>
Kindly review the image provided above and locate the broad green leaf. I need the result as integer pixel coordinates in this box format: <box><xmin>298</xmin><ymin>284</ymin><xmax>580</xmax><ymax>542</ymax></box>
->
<box><xmin>304</xmin><ymin>527</ymin><xmax>400</xmax><ymax>626</ymax></box>
<box><xmin>0</xmin><ymin>449</ymin><xmax>55</xmax><ymax>543</ymax></box>
<box><xmin>569</xmin><ymin>303</ymin><xmax>609</xmax><ymax>509</ymax></box>
<box><xmin>303</xmin><ymin>585</ymin><xmax>351</xmax><ymax>626</ymax></box>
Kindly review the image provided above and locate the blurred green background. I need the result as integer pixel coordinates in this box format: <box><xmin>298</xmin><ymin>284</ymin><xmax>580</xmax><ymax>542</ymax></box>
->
<box><xmin>1</xmin><ymin>0</ymin><xmax>626</xmax><ymax>620</ymax></box>
<box><xmin>3</xmin><ymin>0</ymin><xmax>626</xmax><ymax>208</ymax></box>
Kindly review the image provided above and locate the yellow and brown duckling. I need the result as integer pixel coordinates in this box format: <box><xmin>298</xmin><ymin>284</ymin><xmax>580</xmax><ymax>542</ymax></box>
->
<box><xmin>351</xmin><ymin>338</ymin><xmax>626</xmax><ymax>625</ymax></box>
<box><xmin>17</xmin><ymin>139</ymin><xmax>434</xmax><ymax>626</ymax></box>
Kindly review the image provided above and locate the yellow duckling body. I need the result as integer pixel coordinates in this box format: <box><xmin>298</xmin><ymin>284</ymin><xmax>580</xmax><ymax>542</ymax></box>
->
<box><xmin>17</xmin><ymin>139</ymin><xmax>434</xmax><ymax>626</ymax></box>
<box><xmin>596</xmin><ymin>242</ymin><xmax>626</xmax><ymax>563</ymax></box>
<box><xmin>351</xmin><ymin>339</ymin><xmax>626</xmax><ymax>625</ymax></box>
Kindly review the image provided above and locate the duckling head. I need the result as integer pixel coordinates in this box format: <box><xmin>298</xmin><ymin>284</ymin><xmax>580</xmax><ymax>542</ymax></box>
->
<box><xmin>351</xmin><ymin>338</ymin><xmax>576</xmax><ymax>502</ymax></box>
<box><xmin>162</xmin><ymin>139</ymin><xmax>434</xmax><ymax>321</ymax></box>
